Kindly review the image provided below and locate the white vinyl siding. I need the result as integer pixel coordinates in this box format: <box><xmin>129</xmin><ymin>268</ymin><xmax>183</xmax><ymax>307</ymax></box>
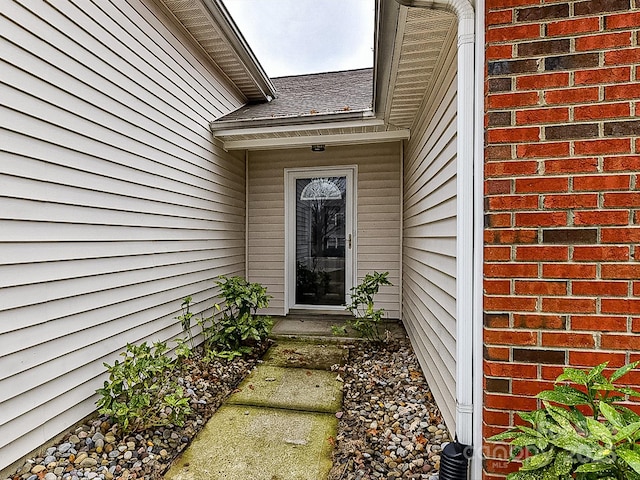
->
<box><xmin>0</xmin><ymin>0</ymin><xmax>245</xmax><ymax>470</ymax></box>
<box><xmin>402</xmin><ymin>36</ymin><xmax>458</xmax><ymax>432</ymax></box>
<box><xmin>247</xmin><ymin>143</ymin><xmax>401</xmax><ymax>318</ymax></box>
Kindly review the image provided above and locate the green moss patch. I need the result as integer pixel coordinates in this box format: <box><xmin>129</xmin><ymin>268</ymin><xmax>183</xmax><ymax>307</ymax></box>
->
<box><xmin>263</xmin><ymin>341</ymin><xmax>348</xmax><ymax>370</ymax></box>
<box><xmin>164</xmin><ymin>405</ymin><xmax>337</xmax><ymax>480</ymax></box>
<box><xmin>226</xmin><ymin>365</ymin><xmax>342</xmax><ymax>414</ymax></box>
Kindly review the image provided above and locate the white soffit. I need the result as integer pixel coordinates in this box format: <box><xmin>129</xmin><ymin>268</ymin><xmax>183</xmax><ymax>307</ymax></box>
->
<box><xmin>159</xmin><ymin>0</ymin><xmax>275</xmax><ymax>102</ymax></box>
<box><xmin>386</xmin><ymin>7</ymin><xmax>457</xmax><ymax>129</ymax></box>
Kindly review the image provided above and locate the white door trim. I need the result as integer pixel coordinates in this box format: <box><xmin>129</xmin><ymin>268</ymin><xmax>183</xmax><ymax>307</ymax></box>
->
<box><xmin>284</xmin><ymin>165</ymin><xmax>357</xmax><ymax>314</ymax></box>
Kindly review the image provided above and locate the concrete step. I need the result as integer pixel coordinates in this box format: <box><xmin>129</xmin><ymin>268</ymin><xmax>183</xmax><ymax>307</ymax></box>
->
<box><xmin>164</xmin><ymin>340</ymin><xmax>346</xmax><ymax>480</ymax></box>
<box><xmin>164</xmin><ymin>405</ymin><xmax>337</xmax><ymax>480</ymax></box>
<box><xmin>226</xmin><ymin>364</ymin><xmax>342</xmax><ymax>414</ymax></box>
<box><xmin>270</xmin><ymin>315</ymin><xmax>406</xmax><ymax>341</ymax></box>
<box><xmin>262</xmin><ymin>340</ymin><xmax>348</xmax><ymax>370</ymax></box>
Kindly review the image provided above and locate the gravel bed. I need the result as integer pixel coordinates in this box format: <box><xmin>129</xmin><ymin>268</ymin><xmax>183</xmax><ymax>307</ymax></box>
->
<box><xmin>329</xmin><ymin>339</ymin><xmax>449</xmax><ymax>480</ymax></box>
<box><xmin>3</xmin><ymin>344</ymin><xmax>270</xmax><ymax>480</ymax></box>
<box><xmin>5</xmin><ymin>338</ymin><xmax>448</xmax><ymax>480</ymax></box>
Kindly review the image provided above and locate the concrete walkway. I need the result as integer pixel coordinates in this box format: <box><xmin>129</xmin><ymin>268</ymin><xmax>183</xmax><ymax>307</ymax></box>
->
<box><xmin>164</xmin><ymin>340</ymin><xmax>348</xmax><ymax>480</ymax></box>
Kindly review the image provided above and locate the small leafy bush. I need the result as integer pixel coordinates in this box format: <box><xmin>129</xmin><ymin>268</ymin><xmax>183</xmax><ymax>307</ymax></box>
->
<box><xmin>489</xmin><ymin>361</ymin><xmax>640</xmax><ymax>480</ymax></box>
<box><xmin>176</xmin><ymin>296</ymin><xmax>195</xmax><ymax>349</ymax></box>
<box><xmin>335</xmin><ymin>271</ymin><xmax>392</xmax><ymax>342</ymax></box>
<box><xmin>96</xmin><ymin>341</ymin><xmax>191</xmax><ymax>433</ymax></box>
<box><xmin>207</xmin><ymin>275</ymin><xmax>272</xmax><ymax>357</ymax></box>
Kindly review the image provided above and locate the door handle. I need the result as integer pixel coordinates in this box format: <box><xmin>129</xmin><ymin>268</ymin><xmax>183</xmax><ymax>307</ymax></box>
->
<box><xmin>348</xmin><ymin>234</ymin><xmax>352</xmax><ymax>249</ymax></box>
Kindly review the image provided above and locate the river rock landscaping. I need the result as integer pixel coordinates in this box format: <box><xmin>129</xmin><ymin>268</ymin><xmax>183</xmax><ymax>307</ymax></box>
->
<box><xmin>4</xmin><ymin>337</ymin><xmax>447</xmax><ymax>480</ymax></box>
<box><xmin>329</xmin><ymin>339</ymin><xmax>447</xmax><ymax>480</ymax></box>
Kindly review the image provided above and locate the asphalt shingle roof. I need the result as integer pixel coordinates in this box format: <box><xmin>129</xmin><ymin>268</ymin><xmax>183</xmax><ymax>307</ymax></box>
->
<box><xmin>216</xmin><ymin>68</ymin><xmax>373</xmax><ymax>122</ymax></box>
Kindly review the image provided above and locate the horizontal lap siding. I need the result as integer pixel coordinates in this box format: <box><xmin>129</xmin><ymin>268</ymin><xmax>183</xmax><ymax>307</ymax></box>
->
<box><xmin>402</xmin><ymin>36</ymin><xmax>458</xmax><ymax>433</ymax></box>
<box><xmin>248</xmin><ymin>143</ymin><xmax>401</xmax><ymax>317</ymax></box>
<box><xmin>0</xmin><ymin>0</ymin><xmax>245</xmax><ymax>470</ymax></box>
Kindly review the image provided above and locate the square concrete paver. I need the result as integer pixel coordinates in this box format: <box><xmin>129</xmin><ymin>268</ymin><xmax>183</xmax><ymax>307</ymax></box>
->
<box><xmin>164</xmin><ymin>405</ymin><xmax>337</xmax><ymax>480</ymax></box>
<box><xmin>263</xmin><ymin>341</ymin><xmax>348</xmax><ymax>370</ymax></box>
<box><xmin>226</xmin><ymin>365</ymin><xmax>343</xmax><ymax>413</ymax></box>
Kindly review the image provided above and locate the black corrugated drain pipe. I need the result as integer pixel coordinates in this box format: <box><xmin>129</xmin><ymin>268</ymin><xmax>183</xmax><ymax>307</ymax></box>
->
<box><xmin>439</xmin><ymin>441</ymin><xmax>473</xmax><ymax>480</ymax></box>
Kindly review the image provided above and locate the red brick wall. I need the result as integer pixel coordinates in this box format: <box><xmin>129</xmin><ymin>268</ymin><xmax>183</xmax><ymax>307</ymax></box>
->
<box><xmin>484</xmin><ymin>0</ymin><xmax>640</xmax><ymax>478</ymax></box>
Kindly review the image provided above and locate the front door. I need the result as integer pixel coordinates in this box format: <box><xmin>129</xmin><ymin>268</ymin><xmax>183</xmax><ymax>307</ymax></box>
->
<box><xmin>285</xmin><ymin>167</ymin><xmax>355</xmax><ymax>311</ymax></box>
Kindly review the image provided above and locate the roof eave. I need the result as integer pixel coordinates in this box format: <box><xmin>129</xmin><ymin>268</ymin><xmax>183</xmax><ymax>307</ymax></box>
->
<box><xmin>373</xmin><ymin>0</ymin><xmax>402</xmax><ymax>123</ymax></box>
<box><xmin>209</xmin><ymin>109</ymin><xmax>375</xmax><ymax>132</ymax></box>
<box><xmin>198</xmin><ymin>0</ymin><xmax>276</xmax><ymax>100</ymax></box>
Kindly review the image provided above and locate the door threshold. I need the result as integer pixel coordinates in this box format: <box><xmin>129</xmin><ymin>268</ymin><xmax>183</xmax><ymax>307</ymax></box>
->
<box><xmin>287</xmin><ymin>307</ymin><xmax>351</xmax><ymax>317</ymax></box>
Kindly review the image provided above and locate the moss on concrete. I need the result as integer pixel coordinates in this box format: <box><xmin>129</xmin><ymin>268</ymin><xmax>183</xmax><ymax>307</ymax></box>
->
<box><xmin>226</xmin><ymin>365</ymin><xmax>342</xmax><ymax>413</ymax></box>
<box><xmin>164</xmin><ymin>405</ymin><xmax>337</xmax><ymax>480</ymax></box>
<box><xmin>263</xmin><ymin>341</ymin><xmax>348</xmax><ymax>370</ymax></box>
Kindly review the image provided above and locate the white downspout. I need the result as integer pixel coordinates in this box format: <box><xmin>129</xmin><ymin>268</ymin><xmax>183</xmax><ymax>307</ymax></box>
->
<box><xmin>451</xmin><ymin>0</ymin><xmax>476</xmax><ymax>451</ymax></box>
<box><xmin>395</xmin><ymin>0</ymin><xmax>477</xmax><ymax>451</ymax></box>
<box><xmin>245</xmin><ymin>150</ymin><xmax>249</xmax><ymax>280</ymax></box>
<box><xmin>473</xmin><ymin>1</ymin><xmax>485</xmax><ymax>478</ymax></box>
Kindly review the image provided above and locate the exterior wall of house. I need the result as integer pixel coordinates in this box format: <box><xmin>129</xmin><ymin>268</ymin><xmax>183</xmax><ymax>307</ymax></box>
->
<box><xmin>0</xmin><ymin>0</ymin><xmax>246</xmax><ymax>470</ymax></box>
<box><xmin>401</xmin><ymin>35</ymin><xmax>459</xmax><ymax>432</ymax></box>
<box><xmin>484</xmin><ymin>1</ymin><xmax>640</xmax><ymax>478</ymax></box>
<box><xmin>247</xmin><ymin>143</ymin><xmax>402</xmax><ymax>318</ymax></box>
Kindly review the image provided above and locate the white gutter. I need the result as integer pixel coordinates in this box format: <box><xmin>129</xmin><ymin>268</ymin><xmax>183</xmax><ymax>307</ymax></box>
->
<box><xmin>396</xmin><ymin>0</ymin><xmax>477</xmax><ymax>454</ymax></box>
<box><xmin>221</xmin><ymin>129</ymin><xmax>410</xmax><ymax>151</ymax></box>
<box><xmin>211</xmin><ymin>117</ymin><xmax>384</xmax><ymax>137</ymax></box>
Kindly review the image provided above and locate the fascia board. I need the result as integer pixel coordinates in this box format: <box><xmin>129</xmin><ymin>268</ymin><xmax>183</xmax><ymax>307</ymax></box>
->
<box><xmin>221</xmin><ymin>129</ymin><xmax>410</xmax><ymax>151</ymax></box>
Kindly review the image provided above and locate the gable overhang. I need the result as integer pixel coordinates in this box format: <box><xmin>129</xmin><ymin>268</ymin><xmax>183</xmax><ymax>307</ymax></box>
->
<box><xmin>159</xmin><ymin>0</ymin><xmax>276</xmax><ymax>102</ymax></box>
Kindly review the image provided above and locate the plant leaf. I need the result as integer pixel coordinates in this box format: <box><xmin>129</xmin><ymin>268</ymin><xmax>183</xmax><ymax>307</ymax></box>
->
<box><xmin>553</xmin><ymin>449</ymin><xmax>574</xmax><ymax>475</ymax></box>
<box><xmin>586</xmin><ymin>363</ymin><xmax>609</xmax><ymax>382</ymax></box>
<box><xmin>521</xmin><ymin>448</ymin><xmax>555</xmax><ymax>471</ymax></box>
<box><xmin>617</xmin><ymin>405</ymin><xmax>640</xmax><ymax>424</ymax></box>
<box><xmin>610</xmin><ymin>361</ymin><xmax>639</xmax><ymax>383</ymax></box>
<box><xmin>617</xmin><ymin>387</ymin><xmax>640</xmax><ymax>398</ymax></box>
<box><xmin>592</xmin><ymin>383</ymin><xmax>617</xmax><ymax>391</ymax></box>
<box><xmin>519</xmin><ymin>410</ymin><xmax>546</xmax><ymax>427</ymax></box>
<box><xmin>586</xmin><ymin>417</ymin><xmax>613</xmax><ymax>442</ymax></box>
<box><xmin>618</xmin><ymin>447</ymin><xmax>640</xmax><ymax>474</ymax></box>
<box><xmin>574</xmin><ymin>462</ymin><xmax>614</xmax><ymax>473</ymax></box>
<box><xmin>537</xmin><ymin>386</ymin><xmax>590</xmax><ymax>406</ymax></box>
<box><xmin>507</xmin><ymin>472</ymin><xmax>540</xmax><ymax>480</ymax></box>
<box><xmin>545</xmin><ymin>404</ymin><xmax>577</xmax><ymax>432</ymax></box>
<box><xmin>488</xmin><ymin>429</ymin><xmax>524</xmax><ymax>442</ymax></box>
<box><xmin>519</xmin><ymin>425</ymin><xmax>546</xmax><ymax>438</ymax></box>
<box><xmin>613</xmin><ymin>421</ymin><xmax>640</xmax><ymax>443</ymax></box>
<box><xmin>512</xmin><ymin>435</ymin><xmax>549</xmax><ymax>451</ymax></box>
<box><xmin>549</xmin><ymin>434</ymin><xmax>599</xmax><ymax>459</ymax></box>
<box><xmin>600</xmin><ymin>402</ymin><xmax>624</xmax><ymax>429</ymax></box>
<box><xmin>556</xmin><ymin>368</ymin><xmax>588</xmax><ymax>385</ymax></box>
<box><xmin>570</xmin><ymin>406</ymin><xmax>589</xmax><ymax>433</ymax></box>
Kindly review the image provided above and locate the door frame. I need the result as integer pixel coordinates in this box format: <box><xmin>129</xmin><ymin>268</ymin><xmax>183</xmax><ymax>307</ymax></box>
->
<box><xmin>284</xmin><ymin>165</ymin><xmax>357</xmax><ymax>314</ymax></box>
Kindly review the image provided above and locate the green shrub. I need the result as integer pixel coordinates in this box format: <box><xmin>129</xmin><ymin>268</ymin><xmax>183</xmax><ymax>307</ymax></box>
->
<box><xmin>336</xmin><ymin>271</ymin><xmax>392</xmax><ymax>342</ymax></box>
<box><xmin>489</xmin><ymin>361</ymin><xmax>640</xmax><ymax>480</ymax></box>
<box><xmin>96</xmin><ymin>341</ymin><xmax>191</xmax><ymax>432</ymax></box>
<box><xmin>209</xmin><ymin>275</ymin><xmax>272</xmax><ymax>355</ymax></box>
